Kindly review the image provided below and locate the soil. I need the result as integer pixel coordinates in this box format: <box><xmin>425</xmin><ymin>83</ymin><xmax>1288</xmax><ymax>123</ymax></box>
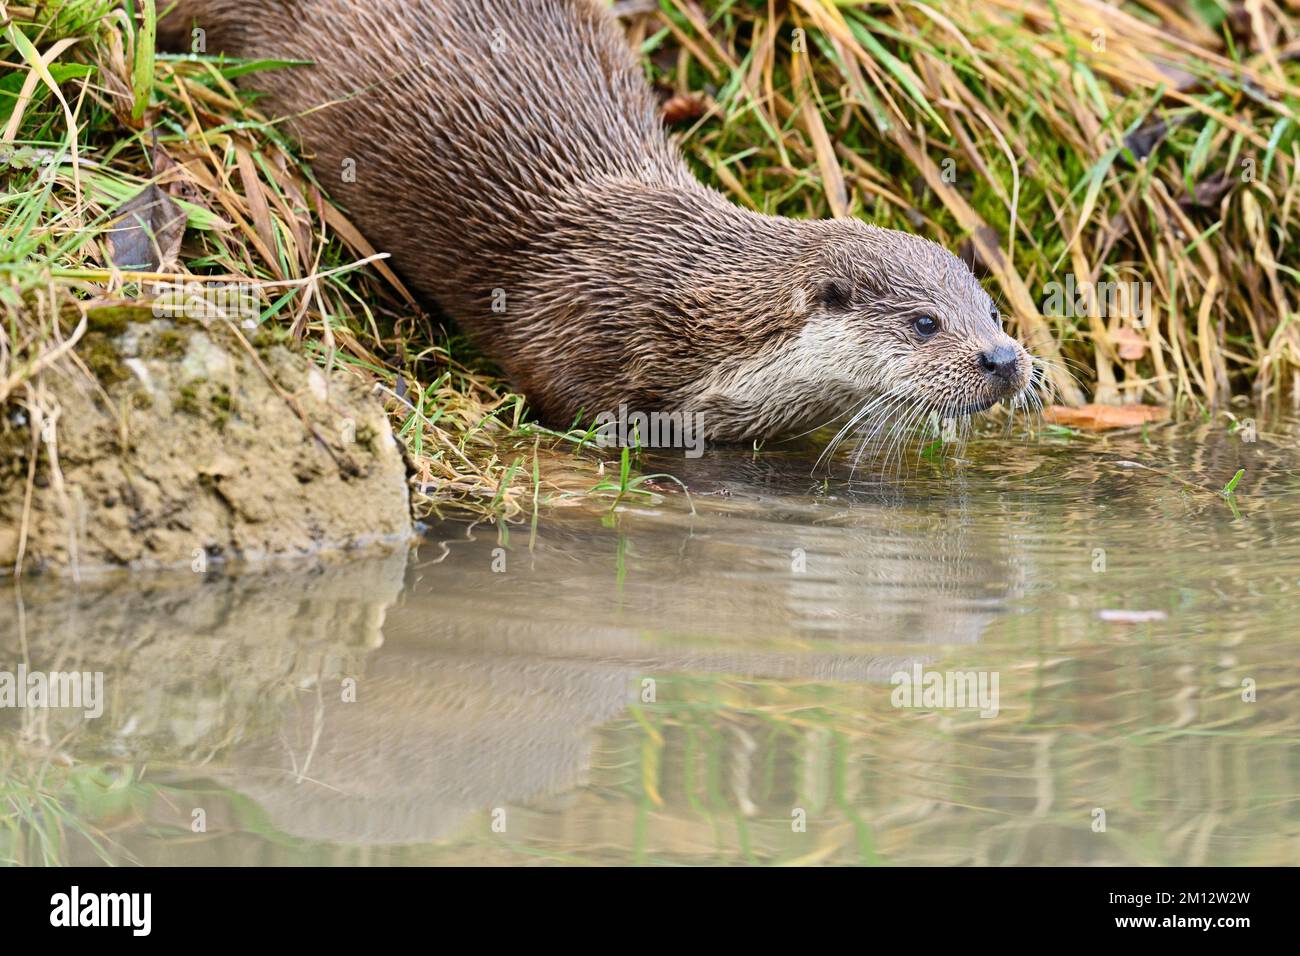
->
<box><xmin>0</xmin><ymin>315</ymin><xmax>412</xmax><ymax>574</ymax></box>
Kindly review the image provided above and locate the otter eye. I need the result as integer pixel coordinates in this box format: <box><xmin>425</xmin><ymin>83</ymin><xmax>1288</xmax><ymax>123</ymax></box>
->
<box><xmin>912</xmin><ymin>315</ymin><xmax>940</xmax><ymax>337</ymax></box>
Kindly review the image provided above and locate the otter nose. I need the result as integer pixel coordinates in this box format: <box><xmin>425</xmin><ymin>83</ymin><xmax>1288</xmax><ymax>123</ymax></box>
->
<box><xmin>978</xmin><ymin>345</ymin><xmax>1020</xmax><ymax>384</ymax></box>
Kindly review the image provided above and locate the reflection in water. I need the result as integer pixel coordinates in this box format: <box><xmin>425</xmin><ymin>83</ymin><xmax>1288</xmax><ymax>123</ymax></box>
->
<box><xmin>1</xmin><ymin>415</ymin><xmax>1298</xmax><ymax>864</ymax></box>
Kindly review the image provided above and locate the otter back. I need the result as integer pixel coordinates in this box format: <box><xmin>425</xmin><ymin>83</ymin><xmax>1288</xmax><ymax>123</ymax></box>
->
<box><xmin>165</xmin><ymin>1</ymin><xmax>690</xmax><ymax>306</ymax></box>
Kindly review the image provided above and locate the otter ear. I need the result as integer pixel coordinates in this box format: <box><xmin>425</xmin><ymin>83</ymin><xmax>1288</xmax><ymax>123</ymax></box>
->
<box><xmin>814</xmin><ymin>276</ymin><xmax>853</xmax><ymax>312</ymax></box>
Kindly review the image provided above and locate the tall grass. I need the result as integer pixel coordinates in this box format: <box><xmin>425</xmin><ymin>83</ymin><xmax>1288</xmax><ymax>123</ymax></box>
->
<box><xmin>638</xmin><ymin>0</ymin><xmax>1300</xmax><ymax>409</ymax></box>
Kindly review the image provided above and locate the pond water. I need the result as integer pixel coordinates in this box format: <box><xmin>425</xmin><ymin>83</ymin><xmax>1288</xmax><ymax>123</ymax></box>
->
<box><xmin>2</xmin><ymin>413</ymin><xmax>1297</xmax><ymax>865</ymax></box>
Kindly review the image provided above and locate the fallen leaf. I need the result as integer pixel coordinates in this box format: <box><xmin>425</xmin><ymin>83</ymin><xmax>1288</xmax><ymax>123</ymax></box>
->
<box><xmin>106</xmin><ymin>183</ymin><xmax>185</xmax><ymax>270</ymax></box>
<box><xmin>152</xmin><ymin>147</ymin><xmax>204</xmax><ymax>204</ymax></box>
<box><xmin>1123</xmin><ymin>118</ymin><xmax>1167</xmax><ymax>161</ymax></box>
<box><xmin>1043</xmin><ymin>403</ymin><xmax>1169</xmax><ymax>431</ymax></box>
<box><xmin>1184</xmin><ymin>170</ymin><xmax>1233</xmax><ymax>210</ymax></box>
<box><xmin>1111</xmin><ymin>326</ymin><xmax>1148</xmax><ymax>360</ymax></box>
<box><xmin>661</xmin><ymin>93</ymin><xmax>705</xmax><ymax>124</ymax></box>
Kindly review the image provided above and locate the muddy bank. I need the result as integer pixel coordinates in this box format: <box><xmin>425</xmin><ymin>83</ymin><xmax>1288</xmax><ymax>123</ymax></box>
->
<box><xmin>0</xmin><ymin>314</ymin><xmax>412</xmax><ymax>574</ymax></box>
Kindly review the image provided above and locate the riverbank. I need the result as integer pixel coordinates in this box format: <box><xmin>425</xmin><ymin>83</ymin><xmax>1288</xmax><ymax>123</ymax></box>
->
<box><xmin>0</xmin><ymin>309</ymin><xmax>412</xmax><ymax>572</ymax></box>
<box><xmin>2</xmin><ymin>1</ymin><xmax>608</xmax><ymax>574</ymax></box>
<box><xmin>3</xmin><ymin>0</ymin><xmax>1298</xmax><ymax>574</ymax></box>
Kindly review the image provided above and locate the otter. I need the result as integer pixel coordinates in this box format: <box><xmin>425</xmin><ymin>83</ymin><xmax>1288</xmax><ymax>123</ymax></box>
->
<box><xmin>161</xmin><ymin>0</ymin><xmax>1033</xmax><ymax>444</ymax></box>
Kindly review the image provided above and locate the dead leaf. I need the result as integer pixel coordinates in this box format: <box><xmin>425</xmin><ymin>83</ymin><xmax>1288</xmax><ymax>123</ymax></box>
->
<box><xmin>1043</xmin><ymin>403</ymin><xmax>1170</xmax><ymax>431</ymax></box>
<box><xmin>106</xmin><ymin>137</ymin><xmax>192</xmax><ymax>271</ymax></box>
<box><xmin>152</xmin><ymin>147</ymin><xmax>204</xmax><ymax>205</ymax></box>
<box><xmin>1182</xmin><ymin>170</ymin><xmax>1234</xmax><ymax>210</ymax></box>
<box><xmin>106</xmin><ymin>183</ymin><xmax>185</xmax><ymax>270</ymax></box>
<box><xmin>235</xmin><ymin>144</ymin><xmax>283</xmax><ymax>278</ymax></box>
<box><xmin>792</xmin><ymin>51</ymin><xmax>847</xmax><ymax>218</ymax></box>
<box><xmin>661</xmin><ymin>93</ymin><xmax>705</xmax><ymax>124</ymax></box>
<box><xmin>1123</xmin><ymin>118</ymin><xmax>1167</xmax><ymax>161</ymax></box>
<box><xmin>1111</xmin><ymin>326</ymin><xmax>1148</xmax><ymax>360</ymax></box>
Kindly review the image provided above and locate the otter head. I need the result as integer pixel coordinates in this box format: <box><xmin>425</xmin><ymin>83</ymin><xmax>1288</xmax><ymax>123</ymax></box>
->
<box><xmin>807</xmin><ymin>222</ymin><xmax>1032</xmax><ymax>418</ymax></box>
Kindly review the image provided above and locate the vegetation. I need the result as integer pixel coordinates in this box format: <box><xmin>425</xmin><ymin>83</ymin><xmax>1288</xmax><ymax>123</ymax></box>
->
<box><xmin>2</xmin><ymin>0</ymin><xmax>1298</xmax><ymax>524</ymax></box>
<box><xmin>2</xmin><ymin>0</ymin><xmax>590</xmax><ymax>523</ymax></box>
<box><xmin>646</xmin><ymin>0</ymin><xmax>1299</xmax><ymax>409</ymax></box>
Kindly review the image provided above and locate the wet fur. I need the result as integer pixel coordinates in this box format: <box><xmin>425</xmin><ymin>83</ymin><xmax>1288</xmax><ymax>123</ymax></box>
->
<box><xmin>162</xmin><ymin>0</ymin><xmax>1032</xmax><ymax>444</ymax></box>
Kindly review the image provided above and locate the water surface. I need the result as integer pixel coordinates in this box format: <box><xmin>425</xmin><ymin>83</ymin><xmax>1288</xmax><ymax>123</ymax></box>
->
<box><xmin>3</xmin><ymin>414</ymin><xmax>1297</xmax><ymax>865</ymax></box>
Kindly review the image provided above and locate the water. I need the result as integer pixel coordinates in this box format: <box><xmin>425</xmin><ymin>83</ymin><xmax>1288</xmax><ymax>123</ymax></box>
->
<box><xmin>2</xmin><ymin>414</ymin><xmax>1298</xmax><ymax>865</ymax></box>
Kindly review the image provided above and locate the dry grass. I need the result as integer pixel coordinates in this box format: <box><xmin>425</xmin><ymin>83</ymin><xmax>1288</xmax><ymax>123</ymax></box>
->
<box><xmin>635</xmin><ymin>0</ymin><xmax>1300</xmax><ymax>410</ymax></box>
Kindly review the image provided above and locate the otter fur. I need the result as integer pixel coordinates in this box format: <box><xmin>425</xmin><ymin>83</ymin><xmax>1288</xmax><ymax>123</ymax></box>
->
<box><xmin>161</xmin><ymin>0</ymin><xmax>1033</xmax><ymax>444</ymax></box>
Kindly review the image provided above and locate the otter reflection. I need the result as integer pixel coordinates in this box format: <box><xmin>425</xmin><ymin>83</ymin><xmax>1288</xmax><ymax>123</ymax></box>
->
<box><xmin>1</xmin><ymin>496</ymin><xmax>1016</xmax><ymax>848</ymax></box>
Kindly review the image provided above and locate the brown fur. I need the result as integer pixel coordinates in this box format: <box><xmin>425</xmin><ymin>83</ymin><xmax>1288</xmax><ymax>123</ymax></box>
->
<box><xmin>162</xmin><ymin>0</ymin><xmax>1032</xmax><ymax>443</ymax></box>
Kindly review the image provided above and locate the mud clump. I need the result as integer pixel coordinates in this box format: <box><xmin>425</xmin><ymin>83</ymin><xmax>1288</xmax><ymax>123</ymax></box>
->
<box><xmin>0</xmin><ymin>319</ymin><xmax>412</xmax><ymax>574</ymax></box>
